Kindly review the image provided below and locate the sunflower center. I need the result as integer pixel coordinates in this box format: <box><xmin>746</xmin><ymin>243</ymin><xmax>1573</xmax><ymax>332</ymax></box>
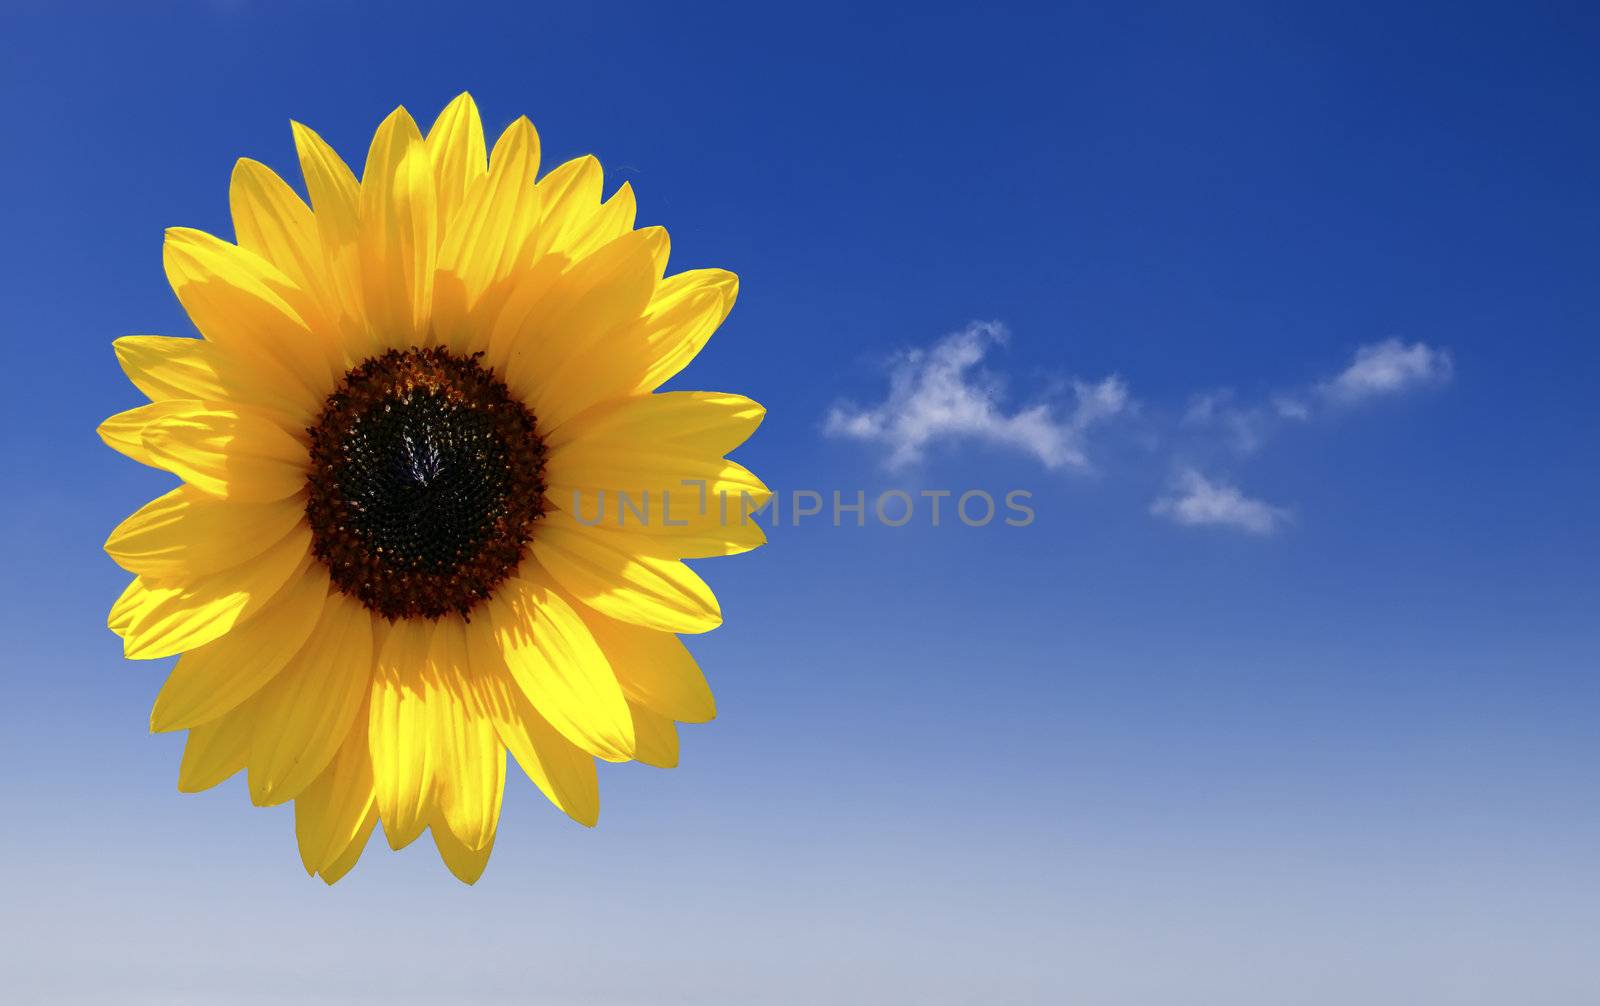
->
<box><xmin>305</xmin><ymin>347</ymin><xmax>546</xmax><ymax>620</ymax></box>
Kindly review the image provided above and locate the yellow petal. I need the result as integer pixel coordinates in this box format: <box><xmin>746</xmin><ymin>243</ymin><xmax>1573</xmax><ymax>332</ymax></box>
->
<box><xmin>548</xmin><ymin>391</ymin><xmax>765</xmax><ymax>456</ymax></box>
<box><xmin>531</xmin><ymin>523</ymin><xmax>722</xmax><ymax>634</ymax></box>
<box><xmin>150</xmin><ymin>562</ymin><xmax>332</xmax><ymax>731</ymax></box>
<box><xmin>105</xmin><ymin>486</ymin><xmax>305</xmax><ymax>578</ymax></box>
<box><xmin>498</xmin><ymin>227</ymin><xmax>668</xmax><ymax>425</ymax></box>
<box><xmin>228</xmin><ymin>158</ymin><xmax>346</xmax><ymax>368</ymax></box>
<box><xmin>294</xmin><ymin>711</ymin><xmax>376</xmax><ymax>876</ymax></box>
<box><xmin>531</xmin><ymin>155</ymin><xmax>603</xmax><ymax>258</ymax></box>
<box><xmin>631</xmin><ymin>269</ymin><xmax>739</xmax><ymax>393</ymax></box>
<box><xmin>485</xmin><ymin>571</ymin><xmax>635</xmax><ymax>761</ymax></box>
<box><xmin>162</xmin><ymin>227</ymin><xmax>334</xmax><ymax>404</ymax></box>
<box><xmin>424</xmin><ymin>92</ymin><xmax>488</xmax><ymax>235</ymax></box>
<box><xmin>476</xmin><ymin>252</ymin><xmax>566</xmax><ymax>370</ymax></box>
<box><xmin>542</xmin><ymin>392</ymin><xmax>769</xmax><ymax>556</ymax></box>
<box><xmin>464</xmin><ymin>619</ymin><xmax>599</xmax><ymax>826</ymax></box>
<box><xmin>525</xmin><ymin>266</ymin><xmax>737</xmax><ymax>429</ymax></box>
<box><xmin>575</xmin><ymin>606</ymin><xmax>716</xmax><ymax>723</ymax></box>
<box><xmin>531</xmin><ymin>154</ymin><xmax>647</xmax><ymax>263</ymax></box>
<box><xmin>359</xmin><ymin>107</ymin><xmax>437</xmax><ymax>346</ymax></box>
<box><xmin>118</xmin><ymin>529</ymin><xmax>313</xmax><ymax>660</ymax></box>
<box><xmin>431</xmin><ymin>818</ymin><xmax>494</xmax><ymax>885</ymax></box>
<box><xmin>98</xmin><ymin>400</ymin><xmax>197</xmax><ymax>468</ymax></box>
<box><xmin>113</xmin><ymin>335</ymin><xmax>314</xmax><ymax>423</ymax></box>
<box><xmin>139</xmin><ymin>406</ymin><xmax>307</xmax><ymax>503</ymax></box>
<box><xmin>548</xmin><ymin>175</ymin><xmax>641</xmax><ymax>267</ymax></box>
<box><xmin>544</xmin><ymin>462</ymin><xmax>769</xmax><ymax>559</ymax></box>
<box><xmin>109</xmin><ymin>576</ymin><xmax>156</xmax><ymax>637</ymax></box>
<box><xmin>628</xmin><ymin>701</ymin><xmax>679</xmax><ymax>769</ymax></box>
<box><xmin>230</xmin><ymin>159</ymin><xmax>326</xmax><ymax>299</ymax></box>
<box><xmin>178</xmin><ymin>701</ymin><xmax>253</xmax><ymax>792</ymax></box>
<box><xmin>546</xmin><ymin>471</ymin><xmax>768</xmax><ymax>558</ymax></box>
<box><xmin>291</xmin><ymin>120</ymin><xmax>372</xmax><ymax>358</ymax></box>
<box><xmin>435</xmin><ymin>116</ymin><xmax>541</xmax><ymax>330</ymax></box>
<box><xmin>584</xmin><ymin>183</ymin><xmax>639</xmax><ymax>257</ymax></box>
<box><xmin>428</xmin><ymin>617</ymin><xmax>506</xmax><ymax>851</ymax></box>
<box><xmin>318</xmin><ymin>803</ymin><xmax>379</xmax><ymax>885</ymax></box>
<box><xmin>368</xmin><ymin>617</ymin><xmax>438</xmax><ymax>849</ymax></box>
<box><xmin>248</xmin><ymin>591</ymin><xmax>375</xmax><ymax>806</ymax></box>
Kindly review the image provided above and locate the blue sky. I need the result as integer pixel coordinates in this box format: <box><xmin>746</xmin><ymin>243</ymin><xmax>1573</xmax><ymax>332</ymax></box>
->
<box><xmin>3</xmin><ymin>2</ymin><xmax>1599</xmax><ymax>1003</ymax></box>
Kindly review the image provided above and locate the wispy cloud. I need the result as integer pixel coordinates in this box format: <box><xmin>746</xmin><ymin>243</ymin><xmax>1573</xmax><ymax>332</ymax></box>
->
<box><xmin>1271</xmin><ymin>395</ymin><xmax>1311</xmax><ymax>421</ymax></box>
<box><xmin>1182</xmin><ymin>390</ymin><xmax>1276</xmax><ymax>454</ymax></box>
<box><xmin>1184</xmin><ymin>339</ymin><xmax>1453</xmax><ymax>458</ymax></box>
<box><xmin>1319</xmin><ymin>339</ymin><xmax>1453</xmax><ymax>404</ymax></box>
<box><xmin>1150</xmin><ymin>468</ymin><xmax>1290</xmax><ymax>535</ymax></box>
<box><xmin>824</xmin><ymin>325</ymin><xmax>1449</xmax><ymax>537</ymax></box>
<box><xmin>1160</xmin><ymin>340</ymin><xmax>1448</xmax><ymax>533</ymax></box>
<box><xmin>825</xmin><ymin>321</ymin><xmax>1130</xmax><ymax>471</ymax></box>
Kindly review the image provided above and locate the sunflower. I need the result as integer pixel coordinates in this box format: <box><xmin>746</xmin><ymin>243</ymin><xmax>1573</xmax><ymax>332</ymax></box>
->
<box><xmin>98</xmin><ymin>94</ymin><xmax>767</xmax><ymax>884</ymax></box>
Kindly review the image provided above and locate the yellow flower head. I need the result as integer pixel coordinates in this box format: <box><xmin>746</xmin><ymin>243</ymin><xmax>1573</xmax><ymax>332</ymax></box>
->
<box><xmin>99</xmin><ymin>94</ymin><xmax>767</xmax><ymax>884</ymax></box>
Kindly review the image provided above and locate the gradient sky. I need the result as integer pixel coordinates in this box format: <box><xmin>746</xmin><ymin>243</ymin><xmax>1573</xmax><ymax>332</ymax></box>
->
<box><xmin>3</xmin><ymin>3</ymin><xmax>1599</xmax><ymax>1003</ymax></box>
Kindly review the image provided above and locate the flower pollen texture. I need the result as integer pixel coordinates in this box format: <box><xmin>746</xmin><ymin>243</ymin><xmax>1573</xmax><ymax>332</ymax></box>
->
<box><xmin>305</xmin><ymin>347</ymin><xmax>546</xmax><ymax>621</ymax></box>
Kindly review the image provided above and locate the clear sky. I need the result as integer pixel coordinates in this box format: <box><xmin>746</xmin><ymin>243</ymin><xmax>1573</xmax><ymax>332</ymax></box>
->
<box><xmin>3</xmin><ymin>2</ymin><xmax>1598</xmax><ymax>1003</ymax></box>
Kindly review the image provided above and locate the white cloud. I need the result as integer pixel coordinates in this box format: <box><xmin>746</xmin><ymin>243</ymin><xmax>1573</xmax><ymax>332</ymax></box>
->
<box><xmin>825</xmin><ymin>321</ymin><xmax>1130</xmax><ymax>470</ymax></box>
<box><xmin>1320</xmin><ymin>339</ymin><xmax>1452</xmax><ymax>403</ymax></box>
<box><xmin>1150</xmin><ymin>468</ymin><xmax>1290</xmax><ymax>535</ymax></box>
<box><xmin>1159</xmin><ymin>341</ymin><xmax>1448</xmax><ymax>534</ymax></box>
<box><xmin>1183</xmin><ymin>340</ymin><xmax>1451</xmax><ymax>459</ymax></box>
<box><xmin>824</xmin><ymin>323</ymin><xmax>1450</xmax><ymax>536</ymax></box>
<box><xmin>1271</xmin><ymin>394</ymin><xmax>1311</xmax><ymax>421</ymax></box>
<box><xmin>1182</xmin><ymin>390</ymin><xmax>1271</xmax><ymax>454</ymax></box>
